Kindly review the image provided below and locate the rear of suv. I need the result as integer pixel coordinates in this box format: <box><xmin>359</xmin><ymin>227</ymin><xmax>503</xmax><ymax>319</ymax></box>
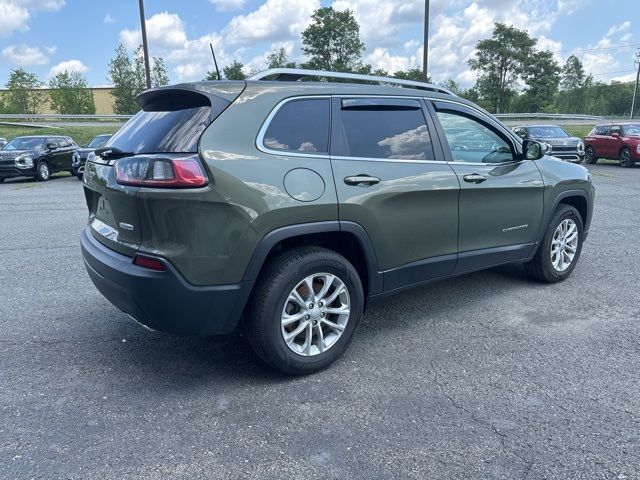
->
<box><xmin>584</xmin><ymin>123</ymin><xmax>640</xmax><ymax>167</ymax></box>
<box><xmin>81</xmin><ymin>69</ymin><xmax>595</xmax><ymax>374</ymax></box>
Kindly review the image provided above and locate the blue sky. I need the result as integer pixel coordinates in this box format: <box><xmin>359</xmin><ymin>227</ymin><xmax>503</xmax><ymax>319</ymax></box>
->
<box><xmin>0</xmin><ymin>0</ymin><xmax>638</xmax><ymax>88</ymax></box>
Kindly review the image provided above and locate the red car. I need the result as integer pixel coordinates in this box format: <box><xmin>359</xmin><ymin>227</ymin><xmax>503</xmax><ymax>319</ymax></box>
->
<box><xmin>584</xmin><ymin>123</ymin><xmax>640</xmax><ymax>168</ymax></box>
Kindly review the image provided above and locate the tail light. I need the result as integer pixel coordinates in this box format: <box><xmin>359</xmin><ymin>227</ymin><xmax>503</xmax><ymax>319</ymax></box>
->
<box><xmin>115</xmin><ymin>155</ymin><xmax>208</xmax><ymax>188</ymax></box>
<box><xmin>133</xmin><ymin>254</ymin><xmax>166</xmax><ymax>271</ymax></box>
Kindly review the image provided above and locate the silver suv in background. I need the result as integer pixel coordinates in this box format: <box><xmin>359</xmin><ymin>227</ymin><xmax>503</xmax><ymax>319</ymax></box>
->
<box><xmin>513</xmin><ymin>125</ymin><xmax>585</xmax><ymax>163</ymax></box>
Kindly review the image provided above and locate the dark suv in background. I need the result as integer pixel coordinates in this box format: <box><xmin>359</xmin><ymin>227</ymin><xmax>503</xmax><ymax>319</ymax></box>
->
<box><xmin>584</xmin><ymin>123</ymin><xmax>640</xmax><ymax>167</ymax></box>
<box><xmin>72</xmin><ymin>134</ymin><xmax>112</xmax><ymax>180</ymax></box>
<box><xmin>0</xmin><ymin>135</ymin><xmax>77</xmax><ymax>182</ymax></box>
<box><xmin>80</xmin><ymin>69</ymin><xmax>595</xmax><ymax>374</ymax></box>
<box><xmin>513</xmin><ymin>125</ymin><xmax>585</xmax><ymax>163</ymax></box>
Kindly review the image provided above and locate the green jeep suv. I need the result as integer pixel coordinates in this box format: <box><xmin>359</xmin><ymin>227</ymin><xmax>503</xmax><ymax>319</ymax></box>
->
<box><xmin>80</xmin><ymin>69</ymin><xmax>595</xmax><ymax>374</ymax></box>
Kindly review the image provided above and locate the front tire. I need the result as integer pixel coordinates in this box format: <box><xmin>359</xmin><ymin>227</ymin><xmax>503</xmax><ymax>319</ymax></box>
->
<box><xmin>36</xmin><ymin>161</ymin><xmax>50</xmax><ymax>181</ymax></box>
<box><xmin>584</xmin><ymin>146</ymin><xmax>597</xmax><ymax>164</ymax></box>
<box><xmin>247</xmin><ymin>246</ymin><xmax>364</xmax><ymax>375</ymax></box>
<box><xmin>619</xmin><ymin>147</ymin><xmax>635</xmax><ymax>168</ymax></box>
<box><xmin>524</xmin><ymin>205</ymin><xmax>583</xmax><ymax>283</ymax></box>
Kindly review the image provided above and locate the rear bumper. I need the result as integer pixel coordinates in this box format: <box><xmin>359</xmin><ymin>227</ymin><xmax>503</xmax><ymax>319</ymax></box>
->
<box><xmin>80</xmin><ymin>227</ymin><xmax>252</xmax><ymax>336</ymax></box>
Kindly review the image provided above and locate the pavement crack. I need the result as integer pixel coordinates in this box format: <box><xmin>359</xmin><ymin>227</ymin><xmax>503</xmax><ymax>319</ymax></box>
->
<box><xmin>429</xmin><ymin>361</ymin><xmax>534</xmax><ymax>479</ymax></box>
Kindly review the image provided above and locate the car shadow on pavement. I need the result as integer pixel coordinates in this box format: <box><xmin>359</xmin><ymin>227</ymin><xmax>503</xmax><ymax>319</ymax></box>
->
<box><xmin>82</xmin><ymin>263</ymin><xmax>535</xmax><ymax>387</ymax></box>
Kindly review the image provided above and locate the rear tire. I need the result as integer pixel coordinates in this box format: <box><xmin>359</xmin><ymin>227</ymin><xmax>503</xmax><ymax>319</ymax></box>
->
<box><xmin>619</xmin><ymin>147</ymin><xmax>635</xmax><ymax>168</ymax></box>
<box><xmin>524</xmin><ymin>205</ymin><xmax>583</xmax><ymax>283</ymax></box>
<box><xmin>36</xmin><ymin>161</ymin><xmax>50</xmax><ymax>182</ymax></box>
<box><xmin>584</xmin><ymin>146</ymin><xmax>597</xmax><ymax>164</ymax></box>
<box><xmin>247</xmin><ymin>246</ymin><xmax>364</xmax><ymax>375</ymax></box>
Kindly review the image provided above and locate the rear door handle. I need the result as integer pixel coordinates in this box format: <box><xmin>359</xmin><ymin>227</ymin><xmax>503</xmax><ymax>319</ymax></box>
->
<box><xmin>463</xmin><ymin>174</ymin><xmax>487</xmax><ymax>184</ymax></box>
<box><xmin>344</xmin><ymin>175</ymin><xmax>381</xmax><ymax>186</ymax></box>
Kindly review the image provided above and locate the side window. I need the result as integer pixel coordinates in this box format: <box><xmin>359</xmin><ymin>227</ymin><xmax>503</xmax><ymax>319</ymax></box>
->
<box><xmin>337</xmin><ymin>99</ymin><xmax>434</xmax><ymax>160</ymax></box>
<box><xmin>263</xmin><ymin>98</ymin><xmax>330</xmax><ymax>154</ymax></box>
<box><xmin>55</xmin><ymin>138</ymin><xmax>67</xmax><ymax>148</ymax></box>
<box><xmin>595</xmin><ymin>126</ymin><xmax>609</xmax><ymax>135</ymax></box>
<box><xmin>435</xmin><ymin>111</ymin><xmax>514</xmax><ymax>164</ymax></box>
<box><xmin>610</xmin><ymin>125</ymin><xmax>621</xmax><ymax>136</ymax></box>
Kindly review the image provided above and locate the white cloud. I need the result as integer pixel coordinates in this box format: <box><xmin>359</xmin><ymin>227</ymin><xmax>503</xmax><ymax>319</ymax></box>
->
<box><xmin>209</xmin><ymin>0</ymin><xmax>245</xmax><ymax>11</ymax></box>
<box><xmin>0</xmin><ymin>3</ymin><xmax>30</xmax><ymax>37</ymax></box>
<box><xmin>1</xmin><ymin>44</ymin><xmax>50</xmax><ymax>66</ymax></box>
<box><xmin>103</xmin><ymin>13</ymin><xmax>115</xmax><ymax>24</ymax></box>
<box><xmin>224</xmin><ymin>0</ymin><xmax>319</xmax><ymax>45</ymax></box>
<box><xmin>49</xmin><ymin>59</ymin><xmax>88</xmax><ymax>77</ymax></box>
<box><xmin>120</xmin><ymin>12</ymin><xmax>187</xmax><ymax>50</ymax></box>
<box><xmin>0</xmin><ymin>0</ymin><xmax>66</xmax><ymax>37</ymax></box>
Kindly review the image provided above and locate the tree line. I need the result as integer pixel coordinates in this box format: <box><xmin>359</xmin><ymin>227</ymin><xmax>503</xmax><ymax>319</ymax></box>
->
<box><xmin>0</xmin><ymin>44</ymin><xmax>170</xmax><ymax>116</ymax></box>
<box><xmin>0</xmin><ymin>7</ymin><xmax>635</xmax><ymax>117</ymax></box>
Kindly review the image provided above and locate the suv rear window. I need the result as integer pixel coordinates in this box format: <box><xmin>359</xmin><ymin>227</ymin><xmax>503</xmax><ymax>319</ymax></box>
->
<box><xmin>263</xmin><ymin>98</ymin><xmax>330</xmax><ymax>154</ymax></box>
<box><xmin>106</xmin><ymin>106</ymin><xmax>211</xmax><ymax>154</ymax></box>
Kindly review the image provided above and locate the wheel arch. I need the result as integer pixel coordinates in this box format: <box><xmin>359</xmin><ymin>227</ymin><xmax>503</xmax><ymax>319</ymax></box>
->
<box><xmin>242</xmin><ymin>221</ymin><xmax>383</xmax><ymax>298</ymax></box>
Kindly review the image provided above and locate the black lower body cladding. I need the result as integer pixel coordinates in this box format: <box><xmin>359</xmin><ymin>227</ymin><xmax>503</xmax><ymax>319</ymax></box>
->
<box><xmin>80</xmin><ymin>228</ymin><xmax>252</xmax><ymax>336</ymax></box>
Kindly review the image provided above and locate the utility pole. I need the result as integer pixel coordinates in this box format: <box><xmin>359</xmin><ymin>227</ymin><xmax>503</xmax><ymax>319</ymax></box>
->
<box><xmin>631</xmin><ymin>48</ymin><xmax>640</xmax><ymax>120</ymax></box>
<box><xmin>423</xmin><ymin>0</ymin><xmax>430</xmax><ymax>81</ymax></box>
<box><xmin>138</xmin><ymin>0</ymin><xmax>152</xmax><ymax>89</ymax></box>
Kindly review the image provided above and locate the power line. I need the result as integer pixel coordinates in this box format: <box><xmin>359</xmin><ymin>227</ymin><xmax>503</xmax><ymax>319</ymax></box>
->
<box><xmin>559</xmin><ymin>43</ymin><xmax>640</xmax><ymax>54</ymax></box>
<box><xmin>591</xmin><ymin>69</ymin><xmax>637</xmax><ymax>76</ymax></box>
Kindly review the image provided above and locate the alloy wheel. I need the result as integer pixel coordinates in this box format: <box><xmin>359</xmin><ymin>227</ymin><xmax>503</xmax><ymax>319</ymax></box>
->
<box><xmin>281</xmin><ymin>273</ymin><xmax>350</xmax><ymax>357</ymax></box>
<box><xmin>39</xmin><ymin>163</ymin><xmax>50</xmax><ymax>180</ymax></box>
<box><xmin>551</xmin><ymin>219</ymin><xmax>578</xmax><ymax>272</ymax></box>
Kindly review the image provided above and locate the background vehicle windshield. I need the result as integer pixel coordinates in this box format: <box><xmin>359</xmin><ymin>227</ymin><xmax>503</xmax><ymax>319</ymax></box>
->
<box><xmin>529</xmin><ymin>126</ymin><xmax>570</xmax><ymax>138</ymax></box>
<box><xmin>104</xmin><ymin>106</ymin><xmax>211</xmax><ymax>154</ymax></box>
<box><xmin>87</xmin><ymin>136</ymin><xmax>111</xmax><ymax>149</ymax></box>
<box><xmin>3</xmin><ymin>137</ymin><xmax>45</xmax><ymax>151</ymax></box>
<box><xmin>623</xmin><ymin>124</ymin><xmax>640</xmax><ymax>136</ymax></box>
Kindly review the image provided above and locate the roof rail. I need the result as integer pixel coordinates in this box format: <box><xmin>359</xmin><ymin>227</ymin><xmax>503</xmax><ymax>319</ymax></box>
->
<box><xmin>248</xmin><ymin>68</ymin><xmax>455</xmax><ymax>96</ymax></box>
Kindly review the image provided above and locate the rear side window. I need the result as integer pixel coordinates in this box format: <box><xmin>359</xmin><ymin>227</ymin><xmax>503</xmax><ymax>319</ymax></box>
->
<box><xmin>263</xmin><ymin>98</ymin><xmax>330</xmax><ymax>154</ymax></box>
<box><xmin>106</xmin><ymin>106</ymin><xmax>211</xmax><ymax>154</ymax></box>
<box><xmin>337</xmin><ymin>99</ymin><xmax>434</xmax><ymax>160</ymax></box>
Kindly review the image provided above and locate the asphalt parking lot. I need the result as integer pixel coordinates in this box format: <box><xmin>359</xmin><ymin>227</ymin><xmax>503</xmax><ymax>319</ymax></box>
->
<box><xmin>1</xmin><ymin>164</ymin><xmax>639</xmax><ymax>480</ymax></box>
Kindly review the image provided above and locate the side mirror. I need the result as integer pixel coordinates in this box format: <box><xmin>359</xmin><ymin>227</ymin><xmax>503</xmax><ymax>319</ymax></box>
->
<box><xmin>523</xmin><ymin>140</ymin><xmax>544</xmax><ymax>160</ymax></box>
<box><xmin>46</xmin><ymin>143</ymin><xmax>57</xmax><ymax>150</ymax></box>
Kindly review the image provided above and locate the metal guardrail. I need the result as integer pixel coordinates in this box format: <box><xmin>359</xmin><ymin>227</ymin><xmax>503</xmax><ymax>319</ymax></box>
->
<box><xmin>495</xmin><ymin>113</ymin><xmax>605</xmax><ymax>122</ymax></box>
<box><xmin>0</xmin><ymin>113</ymin><xmax>132</xmax><ymax>122</ymax></box>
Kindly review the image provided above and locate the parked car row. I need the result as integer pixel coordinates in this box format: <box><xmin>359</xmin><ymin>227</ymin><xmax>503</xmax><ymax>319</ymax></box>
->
<box><xmin>513</xmin><ymin>122</ymin><xmax>640</xmax><ymax>168</ymax></box>
<box><xmin>0</xmin><ymin>133</ymin><xmax>112</xmax><ymax>183</ymax></box>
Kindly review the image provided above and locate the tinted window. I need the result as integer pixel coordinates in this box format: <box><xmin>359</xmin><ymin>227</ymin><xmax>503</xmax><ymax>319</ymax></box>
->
<box><xmin>338</xmin><ymin>100</ymin><xmax>434</xmax><ymax>160</ymax></box>
<box><xmin>106</xmin><ymin>106</ymin><xmax>211</xmax><ymax>154</ymax></box>
<box><xmin>88</xmin><ymin>135</ymin><xmax>111</xmax><ymax>149</ymax></box>
<box><xmin>623</xmin><ymin>124</ymin><xmax>640</xmax><ymax>136</ymax></box>
<box><xmin>3</xmin><ymin>137</ymin><xmax>45</xmax><ymax>151</ymax></box>
<box><xmin>594</xmin><ymin>126</ymin><xmax>609</xmax><ymax>135</ymax></box>
<box><xmin>528</xmin><ymin>126</ymin><xmax>569</xmax><ymax>138</ymax></box>
<box><xmin>436</xmin><ymin>111</ymin><xmax>514</xmax><ymax>164</ymax></box>
<box><xmin>263</xmin><ymin>99</ymin><xmax>330</xmax><ymax>154</ymax></box>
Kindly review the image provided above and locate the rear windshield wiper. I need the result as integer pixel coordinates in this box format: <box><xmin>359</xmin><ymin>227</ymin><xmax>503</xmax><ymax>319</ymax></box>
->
<box><xmin>94</xmin><ymin>147</ymin><xmax>135</xmax><ymax>159</ymax></box>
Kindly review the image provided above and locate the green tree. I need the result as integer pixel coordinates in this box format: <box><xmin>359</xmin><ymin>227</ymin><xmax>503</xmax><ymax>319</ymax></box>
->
<box><xmin>108</xmin><ymin>44</ymin><xmax>138</xmax><ymax>115</ymax></box>
<box><xmin>4</xmin><ymin>68</ymin><xmax>48</xmax><ymax>114</ymax></box>
<box><xmin>267</xmin><ymin>47</ymin><xmax>297</xmax><ymax>69</ymax></box>
<box><xmin>441</xmin><ymin>79</ymin><xmax>462</xmax><ymax>95</ymax></box>
<box><xmin>301</xmin><ymin>7</ymin><xmax>365</xmax><ymax>72</ymax></box>
<box><xmin>222</xmin><ymin>60</ymin><xmax>247</xmax><ymax>80</ymax></box>
<box><xmin>394</xmin><ymin>68</ymin><xmax>430</xmax><ymax>82</ymax></box>
<box><xmin>133</xmin><ymin>45</ymin><xmax>148</xmax><ymax>94</ymax></box>
<box><xmin>151</xmin><ymin>57</ymin><xmax>170</xmax><ymax>87</ymax></box>
<box><xmin>522</xmin><ymin>50</ymin><xmax>561</xmax><ymax>112</ymax></box>
<box><xmin>468</xmin><ymin>23</ymin><xmax>537</xmax><ymax>113</ymax></box>
<box><xmin>557</xmin><ymin>55</ymin><xmax>593</xmax><ymax>114</ymax></box>
<box><xmin>48</xmin><ymin>70</ymin><xmax>96</xmax><ymax>114</ymax></box>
